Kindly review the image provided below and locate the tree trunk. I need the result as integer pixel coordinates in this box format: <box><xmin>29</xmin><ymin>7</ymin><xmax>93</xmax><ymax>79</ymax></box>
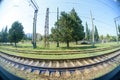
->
<box><xmin>66</xmin><ymin>40</ymin><xmax>69</xmax><ymax>48</ymax></box>
<box><xmin>56</xmin><ymin>41</ymin><xmax>59</xmax><ymax>47</ymax></box>
<box><xmin>15</xmin><ymin>42</ymin><xmax>17</xmax><ymax>48</ymax></box>
<box><xmin>76</xmin><ymin>40</ymin><xmax>78</xmax><ymax>45</ymax></box>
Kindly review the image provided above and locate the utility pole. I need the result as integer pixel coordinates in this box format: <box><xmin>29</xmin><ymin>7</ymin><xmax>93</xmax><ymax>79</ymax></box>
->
<box><xmin>44</xmin><ymin>8</ymin><xmax>49</xmax><ymax>48</ymax></box>
<box><xmin>56</xmin><ymin>7</ymin><xmax>59</xmax><ymax>47</ymax></box>
<box><xmin>90</xmin><ymin>10</ymin><xmax>95</xmax><ymax>48</ymax></box>
<box><xmin>114</xmin><ymin>16</ymin><xmax>120</xmax><ymax>44</ymax></box>
<box><xmin>29</xmin><ymin>0</ymin><xmax>39</xmax><ymax>48</ymax></box>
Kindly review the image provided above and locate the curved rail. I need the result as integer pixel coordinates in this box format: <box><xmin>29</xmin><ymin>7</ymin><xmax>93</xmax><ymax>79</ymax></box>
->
<box><xmin>0</xmin><ymin>49</ymin><xmax>120</xmax><ymax>77</ymax></box>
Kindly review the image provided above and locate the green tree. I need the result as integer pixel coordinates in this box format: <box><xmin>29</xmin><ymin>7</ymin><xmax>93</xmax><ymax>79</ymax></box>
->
<box><xmin>94</xmin><ymin>26</ymin><xmax>99</xmax><ymax>42</ymax></box>
<box><xmin>51</xmin><ymin>23</ymin><xmax>61</xmax><ymax>47</ymax></box>
<box><xmin>70</xmin><ymin>8</ymin><xmax>84</xmax><ymax>44</ymax></box>
<box><xmin>3</xmin><ymin>26</ymin><xmax>8</xmax><ymax>43</ymax></box>
<box><xmin>0</xmin><ymin>26</ymin><xmax>8</xmax><ymax>43</ymax></box>
<box><xmin>8</xmin><ymin>21</ymin><xmax>24</xmax><ymax>47</ymax></box>
<box><xmin>55</xmin><ymin>12</ymin><xmax>73</xmax><ymax>48</ymax></box>
<box><xmin>53</xmin><ymin>8</ymin><xmax>84</xmax><ymax>47</ymax></box>
<box><xmin>85</xmin><ymin>22</ymin><xmax>90</xmax><ymax>41</ymax></box>
<box><xmin>118</xmin><ymin>24</ymin><xmax>120</xmax><ymax>40</ymax></box>
<box><xmin>106</xmin><ymin>34</ymin><xmax>110</xmax><ymax>42</ymax></box>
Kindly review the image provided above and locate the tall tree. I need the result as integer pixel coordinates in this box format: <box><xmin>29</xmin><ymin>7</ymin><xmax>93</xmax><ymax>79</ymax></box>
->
<box><xmin>94</xmin><ymin>26</ymin><xmax>99</xmax><ymax>42</ymax></box>
<box><xmin>106</xmin><ymin>34</ymin><xmax>110</xmax><ymax>42</ymax></box>
<box><xmin>8</xmin><ymin>21</ymin><xmax>24</xmax><ymax>47</ymax></box>
<box><xmin>55</xmin><ymin>12</ymin><xmax>73</xmax><ymax>48</ymax></box>
<box><xmin>0</xmin><ymin>26</ymin><xmax>8</xmax><ymax>43</ymax></box>
<box><xmin>53</xmin><ymin>8</ymin><xmax>84</xmax><ymax>47</ymax></box>
<box><xmin>70</xmin><ymin>8</ymin><xmax>85</xmax><ymax>44</ymax></box>
<box><xmin>3</xmin><ymin>26</ymin><xmax>8</xmax><ymax>43</ymax></box>
<box><xmin>85</xmin><ymin>22</ymin><xmax>90</xmax><ymax>41</ymax></box>
<box><xmin>118</xmin><ymin>24</ymin><xmax>120</xmax><ymax>40</ymax></box>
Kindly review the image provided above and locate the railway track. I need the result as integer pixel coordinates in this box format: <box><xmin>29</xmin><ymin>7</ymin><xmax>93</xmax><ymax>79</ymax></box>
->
<box><xmin>0</xmin><ymin>45</ymin><xmax>119</xmax><ymax>55</ymax></box>
<box><xmin>0</xmin><ymin>49</ymin><xmax>120</xmax><ymax>78</ymax></box>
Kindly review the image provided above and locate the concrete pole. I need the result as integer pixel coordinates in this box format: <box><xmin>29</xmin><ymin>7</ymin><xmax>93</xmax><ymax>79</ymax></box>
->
<box><xmin>32</xmin><ymin>10</ymin><xmax>38</xmax><ymax>48</ymax></box>
<box><xmin>90</xmin><ymin>10</ymin><xmax>95</xmax><ymax>48</ymax></box>
<box><xmin>114</xmin><ymin>20</ymin><xmax>119</xmax><ymax>44</ymax></box>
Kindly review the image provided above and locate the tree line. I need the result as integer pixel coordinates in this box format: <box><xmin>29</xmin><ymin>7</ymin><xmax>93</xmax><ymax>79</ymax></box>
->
<box><xmin>50</xmin><ymin>8</ymin><xmax>101</xmax><ymax>48</ymax></box>
<box><xmin>0</xmin><ymin>8</ymin><xmax>118</xmax><ymax>48</ymax></box>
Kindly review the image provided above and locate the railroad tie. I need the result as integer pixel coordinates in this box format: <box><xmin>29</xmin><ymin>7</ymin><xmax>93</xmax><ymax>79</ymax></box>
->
<box><xmin>4</xmin><ymin>59</ymin><xmax>7</xmax><ymax>63</ymax></box>
<box><xmin>33</xmin><ymin>70</ymin><xmax>40</xmax><ymax>74</ymax></box>
<box><xmin>28</xmin><ymin>60</ymin><xmax>33</xmax><ymax>65</ymax></box>
<box><xmin>14</xmin><ymin>57</ymin><xmax>18</xmax><ymax>61</ymax></box>
<box><xmin>74</xmin><ymin>69</ymin><xmax>81</xmax><ymax>76</ymax></box>
<box><xmin>20</xmin><ymin>59</ymin><xmax>24</xmax><ymax>63</ymax></box>
<box><xmin>54</xmin><ymin>71</ymin><xmax>60</xmax><ymax>77</ymax></box>
<box><xmin>26</xmin><ymin>68</ymin><xmax>32</xmax><ymax>73</ymax></box>
<box><xmin>97</xmin><ymin>57</ymin><xmax>104</xmax><ymax>61</ymax></box>
<box><xmin>16</xmin><ymin>58</ymin><xmax>20</xmax><ymax>62</ymax></box>
<box><xmin>8</xmin><ymin>61</ymin><xmax>11</xmax><ymax>65</ymax></box>
<box><xmin>56</xmin><ymin>61</ymin><xmax>59</xmax><ymax>68</ymax></box>
<box><xmin>70</xmin><ymin>61</ymin><xmax>75</xmax><ymax>67</ymax></box>
<box><xmin>88</xmin><ymin>59</ymin><xmax>95</xmax><ymax>64</ymax></box>
<box><xmin>62</xmin><ymin>71</ymin><xmax>71</xmax><ymax>78</ymax></box>
<box><xmin>50</xmin><ymin>71</ymin><xmax>60</xmax><ymax>77</ymax></box>
<box><xmin>44</xmin><ymin>70</ymin><xmax>50</xmax><ymax>76</ymax></box>
<box><xmin>14</xmin><ymin>64</ymin><xmax>19</xmax><ymax>68</ymax></box>
<box><xmin>93</xmin><ymin>58</ymin><xmax>100</xmax><ymax>62</ymax></box>
<box><xmin>76</xmin><ymin>60</ymin><xmax>83</xmax><ymax>66</ymax></box>
<box><xmin>1</xmin><ymin>58</ymin><xmax>5</xmax><ymax>62</ymax></box>
<box><xmin>11</xmin><ymin>63</ymin><xmax>15</xmax><ymax>67</ymax></box>
<box><xmin>40</xmin><ymin>61</ymin><xmax>45</xmax><ymax>67</ymax></box>
<box><xmin>20</xmin><ymin>66</ymin><xmax>25</xmax><ymax>71</ymax></box>
<box><xmin>83</xmin><ymin>60</ymin><xmax>89</xmax><ymax>65</ymax></box>
<box><xmin>64</xmin><ymin>61</ymin><xmax>68</xmax><ymax>67</ymax></box>
<box><xmin>0</xmin><ymin>58</ymin><xmax>3</xmax><ymax>62</ymax></box>
<box><xmin>48</xmin><ymin>61</ymin><xmax>52</xmax><ymax>67</ymax></box>
<box><xmin>34</xmin><ymin>61</ymin><xmax>39</xmax><ymax>66</ymax></box>
<box><xmin>23</xmin><ymin>60</ymin><xmax>27</xmax><ymax>64</ymax></box>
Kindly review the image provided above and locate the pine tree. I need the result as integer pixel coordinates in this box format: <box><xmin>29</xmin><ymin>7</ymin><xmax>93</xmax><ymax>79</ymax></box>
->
<box><xmin>85</xmin><ymin>22</ymin><xmax>90</xmax><ymax>41</ymax></box>
<box><xmin>94</xmin><ymin>26</ymin><xmax>99</xmax><ymax>42</ymax></box>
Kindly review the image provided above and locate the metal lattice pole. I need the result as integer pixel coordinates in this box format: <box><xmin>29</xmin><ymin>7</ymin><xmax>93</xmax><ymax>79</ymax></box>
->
<box><xmin>44</xmin><ymin>8</ymin><xmax>49</xmax><ymax>47</ymax></box>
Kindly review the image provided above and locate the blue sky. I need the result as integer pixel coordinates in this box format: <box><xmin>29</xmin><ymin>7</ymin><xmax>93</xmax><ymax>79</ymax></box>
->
<box><xmin>0</xmin><ymin>0</ymin><xmax>120</xmax><ymax>36</ymax></box>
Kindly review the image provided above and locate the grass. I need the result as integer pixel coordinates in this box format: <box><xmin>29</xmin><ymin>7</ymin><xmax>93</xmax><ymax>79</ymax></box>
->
<box><xmin>0</xmin><ymin>42</ymin><xmax>120</xmax><ymax>59</ymax></box>
<box><xmin>0</xmin><ymin>42</ymin><xmax>120</xmax><ymax>80</ymax></box>
<box><xmin>0</xmin><ymin>46</ymin><xmax>120</xmax><ymax>59</ymax></box>
<box><xmin>9</xmin><ymin>41</ymin><xmax>118</xmax><ymax>50</ymax></box>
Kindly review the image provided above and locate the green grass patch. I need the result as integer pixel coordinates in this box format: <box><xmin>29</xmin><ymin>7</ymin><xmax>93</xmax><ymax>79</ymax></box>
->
<box><xmin>0</xmin><ymin>47</ymin><xmax>120</xmax><ymax>59</ymax></box>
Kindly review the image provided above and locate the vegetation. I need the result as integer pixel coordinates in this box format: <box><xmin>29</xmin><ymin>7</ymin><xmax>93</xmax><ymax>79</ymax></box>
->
<box><xmin>0</xmin><ymin>42</ymin><xmax>119</xmax><ymax>59</ymax></box>
<box><xmin>51</xmin><ymin>8</ymin><xmax>84</xmax><ymax>48</ymax></box>
<box><xmin>85</xmin><ymin>22</ymin><xmax>91</xmax><ymax>41</ymax></box>
<box><xmin>0</xmin><ymin>26</ymin><xmax>8</xmax><ymax>43</ymax></box>
<box><xmin>94</xmin><ymin>25</ymin><xmax>99</xmax><ymax>42</ymax></box>
<box><xmin>8</xmin><ymin>21</ymin><xmax>24</xmax><ymax>47</ymax></box>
